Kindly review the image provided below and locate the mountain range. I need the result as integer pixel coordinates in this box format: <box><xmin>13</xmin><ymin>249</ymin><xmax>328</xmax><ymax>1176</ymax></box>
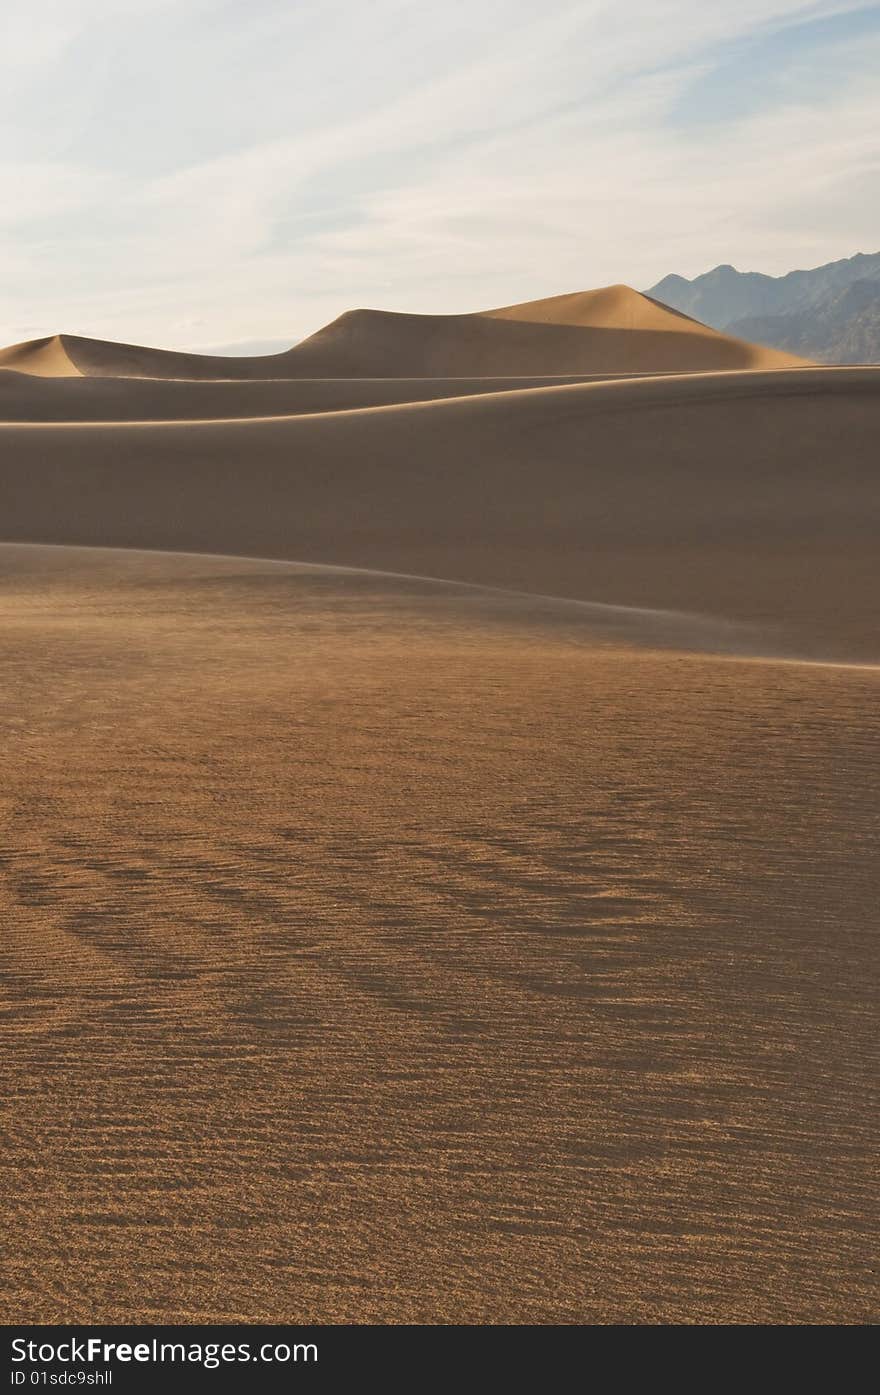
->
<box><xmin>648</xmin><ymin>251</ymin><xmax>880</xmax><ymax>363</ymax></box>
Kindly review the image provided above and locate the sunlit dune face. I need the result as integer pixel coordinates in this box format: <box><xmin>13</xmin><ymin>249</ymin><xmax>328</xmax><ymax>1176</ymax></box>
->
<box><xmin>1</xmin><ymin>547</ymin><xmax>876</xmax><ymax>1324</ymax></box>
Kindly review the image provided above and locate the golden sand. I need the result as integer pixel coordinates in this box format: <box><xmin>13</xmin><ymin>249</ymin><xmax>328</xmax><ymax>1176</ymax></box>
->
<box><xmin>0</xmin><ymin>547</ymin><xmax>876</xmax><ymax>1323</ymax></box>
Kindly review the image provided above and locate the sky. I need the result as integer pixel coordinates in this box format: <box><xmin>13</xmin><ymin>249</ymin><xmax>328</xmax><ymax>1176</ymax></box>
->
<box><xmin>1</xmin><ymin>0</ymin><xmax>879</xmax><ymax>351</ymax></box>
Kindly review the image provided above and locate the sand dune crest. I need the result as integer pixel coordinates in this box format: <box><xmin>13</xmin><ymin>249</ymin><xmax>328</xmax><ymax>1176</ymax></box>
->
<box><xmin>0</xmin><ymin>285</ymin><xmax>808</xmax><ymax>381</ymax></box>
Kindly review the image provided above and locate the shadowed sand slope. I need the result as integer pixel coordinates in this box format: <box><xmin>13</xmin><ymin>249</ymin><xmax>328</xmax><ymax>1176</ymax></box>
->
<box><xmin>0</xmin><ymin>369</ymin><xmax>610</xmax><ymax>422</ymax></box>
<box><xmin>0</xmin><ymin>545</ymin><xmax>876</xmax><ymax>1324</ymax></box>
<box><xmin>0</xmin><ymin>286</ymin><xmax>806</xmax><ymax>380</ymax></box>
<box><xmin>1</xmin><ymin>368</ymin><xmax>878</xmax><ymax>660</ymax></box>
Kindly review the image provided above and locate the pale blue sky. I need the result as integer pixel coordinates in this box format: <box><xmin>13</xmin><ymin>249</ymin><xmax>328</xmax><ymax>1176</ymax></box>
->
<box><xmin>1</xmin><ymin>0</ymin><xmax>878</xmax><ymax>350</ymax></box>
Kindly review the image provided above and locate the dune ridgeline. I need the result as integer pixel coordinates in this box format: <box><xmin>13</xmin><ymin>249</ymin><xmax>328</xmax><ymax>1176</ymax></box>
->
<box><xmin>0</xmin><ymin>283</ymin><xmax>875</xmax><ymax>662</ymax></box>
<box><xmin>1</xmin><ymin>284</ymin><xmax>804</xmax><ymax>381</ymax></box>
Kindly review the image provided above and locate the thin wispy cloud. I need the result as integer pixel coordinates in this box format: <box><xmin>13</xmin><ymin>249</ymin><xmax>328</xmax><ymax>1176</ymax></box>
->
<box><xmin>1</xmin><ymin>0</ymin><xmax>878</xmax><ymax>348</ymax></box>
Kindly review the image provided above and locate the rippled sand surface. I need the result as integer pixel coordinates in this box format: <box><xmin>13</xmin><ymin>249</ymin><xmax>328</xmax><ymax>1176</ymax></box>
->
<box><xmin>1</xmin><ymin>546</ymin><xmax>877</xmax><ymax>1323</ymax></box>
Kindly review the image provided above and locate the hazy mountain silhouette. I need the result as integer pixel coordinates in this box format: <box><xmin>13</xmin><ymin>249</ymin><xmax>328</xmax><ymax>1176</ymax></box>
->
<box><xmin>648</xmin><ymin>252</ymin><xmax>880</xmax><ymax>363</ymax></box>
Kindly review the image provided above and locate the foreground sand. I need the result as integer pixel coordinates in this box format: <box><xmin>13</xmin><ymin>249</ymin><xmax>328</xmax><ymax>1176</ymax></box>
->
<box><xmin>0</xmin><ymin>545</ymin><xmax>876</xmax><ymax>1324</ymax></box>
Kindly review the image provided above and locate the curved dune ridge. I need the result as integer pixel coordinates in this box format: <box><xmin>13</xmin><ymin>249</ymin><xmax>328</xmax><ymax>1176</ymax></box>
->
<box><xmin>0</xmin><ymin>367</ymin><xmax>623</xmax><ymax>423</ymax></box>
<box><xmin>1</xmin><ymin>366</ymin><xmax>878</xmax><ymax>661</ymax></box>
<box><xmin>0</xmin><ymin>284</ymin><xmax>807</xmax><ymax>381</ymax></box>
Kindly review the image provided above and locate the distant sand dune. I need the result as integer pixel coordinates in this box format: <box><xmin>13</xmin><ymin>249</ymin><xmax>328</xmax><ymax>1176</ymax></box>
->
<box><xmin>0</xmin><ymin>334</ymin><xmax>84</xmax><ymax>377</ymax></box>
<box><xmin>0</xmin><ymin>285</ymin><xmax>806</xmax><ymax>380</ymax></box>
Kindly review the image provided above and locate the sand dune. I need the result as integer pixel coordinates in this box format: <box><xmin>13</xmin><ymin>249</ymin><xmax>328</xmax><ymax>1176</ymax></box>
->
<box><xmin>0</xmin><ymin>368</ymin><xmax>613</xmax><ymax>422</ymax></box>
<box><xmin>488</xmin><ymin>284</ymin><xmax>743</xmax><ymax>330</ymax></box>
<box><xmin>0</xmin><ymin>333</ymin><xmax>85</xmax><ymax>377</ymax></box>
<box><xmin>1</xmin><ymin>366</ymin><xmax>877</xmax><ymax>660</ymax></box>
<box><xmin>0</xmin><ymin>544</ymin><xmax>876</xmax><ymax>1324</ymax></box>
<box><xmin>0</xmin><ymin>331</ymin><xmax>286</xmax><ymax>381</ymax></box>
<box><xmin>0</xmin><ymin>285</ymin><xmax>806</xmax><ymax>381</ymax></box>
<box><xmin>280</xmin><ymin>286</ymin><xmax>805</xmax><ymax>376</ymax></box>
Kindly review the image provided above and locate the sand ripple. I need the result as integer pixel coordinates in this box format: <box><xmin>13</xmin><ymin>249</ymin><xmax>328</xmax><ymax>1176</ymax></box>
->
<box><xmin>0</xmin><ymin>547</ymin><xmax>876</xmax><ymax>1323</ymax></box>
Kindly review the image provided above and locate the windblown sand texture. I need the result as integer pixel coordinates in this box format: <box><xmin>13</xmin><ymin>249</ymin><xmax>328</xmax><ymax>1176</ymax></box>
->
<box><xmin>0</xmin><ymin>287</ymin><xmax>877</xmax><ymax>1324</ymax></box>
